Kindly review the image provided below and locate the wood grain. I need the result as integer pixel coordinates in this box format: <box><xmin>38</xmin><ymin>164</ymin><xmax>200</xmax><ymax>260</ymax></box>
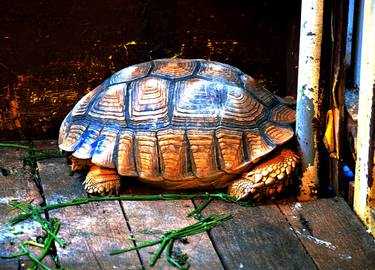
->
<box><xmin>200</xmin><ymin>199</ymin><xmax>317</xmax><ymax>270</ymax></box>
<box><xmin>278</xmin><ymin>197</ymin><xmax>375</xmax><ymax>270</ymax></box>
<box><xmin>37</xmin><ymin>150</ymin><xmax>142</xmax><ymax>269</ymax></box>
<box><xmin>0</xmin><ymin>144</ymin><xmax>43</xmax><ymax>269</ymax></box>
<box><xmin>121</xmin><ymin>200</ymin><xmax>224</xmax><ymax>270</ymax></box>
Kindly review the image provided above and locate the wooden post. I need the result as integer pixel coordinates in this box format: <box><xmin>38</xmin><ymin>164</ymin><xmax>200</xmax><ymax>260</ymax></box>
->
<box><xmin>353</xmin><ymin>0</ymin><xmax>375</xmax><ymax>237</ymax></box>
<box><xmin>328</xmin><ymin>0</ymin><xmax>349</xmax><ymax>196</ymax></box>
<box><xmin>296</xmin><ymin>0</ymin><xmax>324</xmax><ymax>201</ymax></box>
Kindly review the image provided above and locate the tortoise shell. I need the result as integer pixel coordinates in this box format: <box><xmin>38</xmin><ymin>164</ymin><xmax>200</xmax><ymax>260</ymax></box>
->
<box><xmin>58</xmin><ymin>59</ymin><xmax>295</xmax><ymax>189</ymax></box>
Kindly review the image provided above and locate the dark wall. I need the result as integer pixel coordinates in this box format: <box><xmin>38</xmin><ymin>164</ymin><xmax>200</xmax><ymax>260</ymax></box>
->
<box><xmin>0</xmin><ymin>0</ymin><xmax>301</xmax><ymax>140</ymax></box>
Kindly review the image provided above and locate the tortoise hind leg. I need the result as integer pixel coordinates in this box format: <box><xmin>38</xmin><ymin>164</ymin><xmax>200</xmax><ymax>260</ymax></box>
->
<box><xmin>228</xmin><ymin>149</ymin><xmax>299</xmax><ymax>200</ymax></box>
<box><xmin>83</xmin><ymin>165</ymin><xmax>121</xmax><ymax>195</ymax></box>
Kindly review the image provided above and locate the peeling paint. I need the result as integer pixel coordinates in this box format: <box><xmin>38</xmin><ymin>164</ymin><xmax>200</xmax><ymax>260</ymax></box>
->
<box><xmin>296</xmin><ymin>0</ymin><xmax>323</xmax><ymax>201</ymax></box>
<box><xmin>299</xmin><ymin>164</ymin><xmax>319</xmax><ymax>201</ymax></box>
<box><xmin>353</xmin><ymin>0</ymin><xmax>375</xmax><ymax>237</ymax></box>
<box><xmin>292</xmin><ymin>202</ymin><xmax>302</xmax><ymax>210</ymax></box>
<box><xmin>294</xmin><ymin>230</ymin><xmax>353</xmax><ymax>260</ymax></box>
<box><xmin>0</xmin><ymin>220</ymin><xmax>40</xmax><ymax>246</ymax></box>
<box><xmin>305</xmin><ymin>234</ymin><xmax>337</xmax><ymax>250</ymax></box>
<box><xmin>303</xmin><ymin>87</ymin><xmax>315</xmax><ymax>100</ymax></box>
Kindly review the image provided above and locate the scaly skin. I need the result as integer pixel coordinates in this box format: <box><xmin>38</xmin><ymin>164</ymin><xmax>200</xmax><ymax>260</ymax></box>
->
<box><xmin>71</xmin><ymin>149</ymin><xmax>299</xmax><ymax>200</ymax></box>
<box><xmin>70</xmin><ymin>158</ymin><xmax>121</xmax><ymax>195</ymax></box>
<box><xmin>83</xmin><ymin>165</ymin><xmax>121</xmax><ymax>195</ymax></box>
<box><xmin>227</xmin><ymin>149</ymin><xmax>299</xmax><ymax>200</ymax></box>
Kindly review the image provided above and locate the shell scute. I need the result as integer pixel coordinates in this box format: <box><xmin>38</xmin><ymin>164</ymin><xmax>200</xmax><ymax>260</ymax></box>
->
<box><xmin>241</xmin><ymin>74</ymin><xmax>279</xmax><ymax>106</ymax></box>
<box><xmin>108</xmin><ymin>61</ymin><xmax>151</xmax><ymax>84</ymax></box>
<box><xmin>88</xmin><ymin>83</ymin><xmax>126</xmax><ymax>123</ymax></box>
<box><xmin>59</xmin><ymin>123</ymin><xmax>88</xmax><ymax>152</ymax></box>
<box><xmin>197</xmin><ymin>61</ymin><xmax>241</xmax><ymax>84</ymax></box>
<box><xmin>157</xmin><ymin>129</ymin><xmax>188</xmax><ymax>180</ymax></box>
<box><xmin>270</xmin><ymin>104</ymin><xmax>296</xmax><ymax>124</ymax></box>
<box><xmin>129</xmin><ymin>77</ymin><xmax>170</xmax><ymax>125</ymax></box>
<box><xmin>187</xmin><ymin>130</ymin><xmax>219</xmax><ymax>178</ymax></box>
<box><xmin>216</xmin><ymin>128</ymin><xmax>245</xmax><ymax>174</ymax></box>
<box><xmin>221</xmin><ymin>85</ymin><xmax>266</xmax><ymax>125</ymax></box>
<box><xmin>91</xmin><ymin>128</ymin><xmax>118</xmax><ymax>168</ymax></box>
<box><xmin>72</xmin><ymin>128</ymin><xmax>100</xmax><ymax>159</ymax></box>
<box><xmin>71</xmin><ymin>84</ymin><xmax>103</xmax><ymax>118</ymax></box>
<box><xmin>261</xmin><ymin>122</ymin><xmax>294</xmax><ymax>145</ymax></box>
<box><xmin>117</xmin><ymin>130</ymin><xmax>137</xmax><ymax>176</ymax></box>
<box><xmin>245</xmin><ymin>129</ymin><xmax>276</xmax><ymax>163</ymax></box>
<box><xmin>135</xmin><ymin>131</ymin><xmax>160</xmax><ymax>180</ymax></box>
<box><xmin>151</xmin><ymin>59</ymin><xmax>196</xmax><ymax>78</ymax></box>
<box><xmin>172</xmin><ymin>79</ymin><xmax>221</xmax><ymax>124</ymax></box>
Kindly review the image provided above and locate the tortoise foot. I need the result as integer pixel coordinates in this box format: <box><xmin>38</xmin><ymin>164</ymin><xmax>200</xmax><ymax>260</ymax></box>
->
<box><xmin>228</xmin><ymin>149</ymin><xmax>299</xmax><ymax>200</ymax></box>
<box><xmin>83</xmin><ymin>165</ymin><xmax>121</xmax><ymax>195</ymax></box>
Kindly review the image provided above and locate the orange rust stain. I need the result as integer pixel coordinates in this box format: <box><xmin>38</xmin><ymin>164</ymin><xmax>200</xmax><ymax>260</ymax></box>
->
<box><xmin>10</xmin><ymin>99</ymin><xmax>21</xmax><ymax>129</ymax></box>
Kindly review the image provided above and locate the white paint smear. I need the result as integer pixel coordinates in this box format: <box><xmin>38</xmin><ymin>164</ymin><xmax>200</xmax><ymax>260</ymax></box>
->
<box><xmin>293</xmin><ymin>202</ymin><xmax>302</xmax><ymax>210</ymax></box>
<box><xmin>295</xmin><ymin>230</ymin><xmax>352</xmax><ymax>260</ymax></box>
<box><xmin>295</xmin><ymin>230</ymin><xmax>336</xmax><ymax>250</ymax></box>
<box><xmin>306</xmin><ymin>235</ymin><xmax>337</xmax><ymax>250</ymax></box>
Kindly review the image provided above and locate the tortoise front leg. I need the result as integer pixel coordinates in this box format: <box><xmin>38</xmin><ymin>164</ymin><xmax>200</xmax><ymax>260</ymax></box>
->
<box><xmin>228</xmin><ymin>149</ymin><xmax>299</xmax><ymax>200</ymax></box>
<box><xmin>83</xmin><ymin>165</ymin><xmax>121</xmax><ymax>195</ymax></box>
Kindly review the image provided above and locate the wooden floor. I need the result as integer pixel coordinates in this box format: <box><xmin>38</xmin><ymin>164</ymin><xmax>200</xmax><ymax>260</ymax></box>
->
<box><xmin>0</xmin><ymin>140</ymin><xmax>374</xmax><ymax>270</ymax></box>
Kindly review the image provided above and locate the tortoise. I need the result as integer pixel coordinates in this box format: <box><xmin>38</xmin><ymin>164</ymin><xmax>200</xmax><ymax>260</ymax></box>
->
<box><xmin>58</xmin><ymin>58</ymin><xmax>298</xmax><ymax>200</ymax></box>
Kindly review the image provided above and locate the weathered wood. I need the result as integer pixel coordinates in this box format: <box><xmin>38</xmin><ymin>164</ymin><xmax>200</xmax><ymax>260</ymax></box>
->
<box><xmin>37</xmin><ymin>143</ymin><xmax>141</xmax><ymax>269</ymax></box>
<box><xmin>121</xmin><ymin>200</ymin><xmax>224</xmax><ymax>270</ymax></box>
<box><xmin>353</xmin><ymin>0</ymin><xmax>375</xmax><ymax>237</ymax></box>
<box><xmin>327</xmin><ymin>0</ymin><xmax>349</xmax><ymax>196</ymax></box>
<box><xmin>278</xmin><ymin>197</ymin><xmax>375</xmax><ymax>270</ymax></box>
<box><xmin>295</xmin><ymin>0</ymin><xmax>324</xmax><ymax>201</ymax></box>
<box><xmin>0</xmin><ymin>144</ymin><xmax>43</xmax><ymax>269</ymax></box>
<box><xmin>199</xmin><ymin>199</ymin><xmax>317</xmax><ymax>270</ymax></box>
<box><xmin>344</xmin><ymin>88</ymin><xmax>358</xmax><ymax>160</ymax></box>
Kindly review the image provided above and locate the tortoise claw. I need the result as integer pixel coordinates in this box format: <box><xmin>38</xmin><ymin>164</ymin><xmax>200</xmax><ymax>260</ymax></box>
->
<box><xmin>83</xmin><ymin>165</ymin><xmax>121</xmax><ymax>196</ymax></box>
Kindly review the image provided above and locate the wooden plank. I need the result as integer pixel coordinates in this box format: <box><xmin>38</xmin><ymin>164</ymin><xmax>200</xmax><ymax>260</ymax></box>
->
<box><xmin>278</xmin><ymin>197</ymin><xmax>375</xmax><ymax>270</ymax></box>
<box><xmin>295</xmin><ymin>0</ymin><xmax>324</xmax><ymax>201</ymax></box>
<box><xmin>37</xmin><ymin>143</ymin><xmax>141</xmax><ymax>269</ymax></box>
<box><xmin>121</xmin><ymin>200</ymin><xmax>224</xmax><ymax>270</ymax></box>
<box><xmin>344</xmin><ymin>88</ymin><xmax>358</xmax><ymax>160</ymax></box>
<box><xmin>327</xmin><ymin>0</ymin><xmax>349</xmax><ymax>195</ymax></box>
<box><xmin>353</xmin><ymin>0</ymin><xmax>375</xmax><ymax>237</ymax></box>
<box><xmin>199</xmin><ymin>199</ymin><xmax>317</xmax><ymax>270</ymax></box>
<box><xmin>0</xmin><ymin>144</ymin><xmax>43</xmax><ymax>269</ymax></box>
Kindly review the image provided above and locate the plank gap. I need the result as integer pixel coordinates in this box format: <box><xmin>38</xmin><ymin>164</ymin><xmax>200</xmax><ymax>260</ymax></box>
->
<box><xmin>121</xmin><ymin>199</ymin><xmax>224</xmax><ymax>269</ymax></box>
<box><xmin>36</xmin><ymin>140</ymin><xmax>142</xmax><ymax>269</ymax></box>
<box><xmin>118</xmin><ymin>200</ymin><xmax>146</xmax><ymax>268</ymax></box>
<box><xmin>197</xmin><ymin>199</ymin><xmax>317</xmax><ymax>270</ymax></box>
<box><xmin>277</xmin><ymin>197</ymin><xmax>375</xmax><ymax>270</ymax></box>
<box><xmin>191</xmin><ymin>199</ymin><xmax>230</xmax><ymax>270</ymax></box>
<box><xmin>0</xmin><ymin>144</ymin><xmax>46</xmax><ymax>269</ymax></box>
<box><xmin>274</xmin><ymin>201</ymin><xmax>320</xmax><ymax>270</ymax></box>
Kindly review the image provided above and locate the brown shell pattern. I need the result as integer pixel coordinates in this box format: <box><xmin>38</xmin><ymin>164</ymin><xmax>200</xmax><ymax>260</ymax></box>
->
<box><xmin>59</xmin><ymin>59</ymin><xmax>295</xmax><ymax>188</ymax></box>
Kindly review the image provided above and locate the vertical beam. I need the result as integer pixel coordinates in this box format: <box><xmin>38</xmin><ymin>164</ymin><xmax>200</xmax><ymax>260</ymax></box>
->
<box><xmin>353</xmin><ymin>0</ymin><xmax>375</xmax><ymax>237</ymax></box>
<box><xmin>345</xmin><ymin>0</ymin><xmax>356</xmax><ymax>68</ymax></box>
<box><xmin>328</xmin><ymin>0</ymin><xmax>349</xmax><ymax>196</ymax></box>
<box><xmin>296</xmin><ymin>0</ymin><xmax>324</xmax><ymax>201</ymax></box>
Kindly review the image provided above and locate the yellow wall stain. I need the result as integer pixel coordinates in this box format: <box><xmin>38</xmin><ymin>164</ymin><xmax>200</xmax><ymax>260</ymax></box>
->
<box><xmin>29</xmin><ymin>91</ymin><xmax>40</xmax><ymax>104</ymax></box>
<box><xmin>10</xmin><ymin>99</ymin><xmax>21</xmax><ymax>129</ymax></box>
